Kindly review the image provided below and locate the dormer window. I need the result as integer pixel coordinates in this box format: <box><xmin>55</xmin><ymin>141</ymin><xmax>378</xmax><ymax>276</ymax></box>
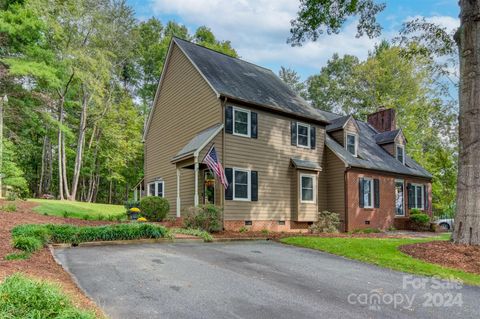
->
<box><xmin>346</xmin><ymin>133</ymin><xmax>357</xmax><ymax>157</ymax></box>
<box><xmin>396</xmin><ymin>145</ymin><xmax>405</xmax><ymax>164</ymax></box>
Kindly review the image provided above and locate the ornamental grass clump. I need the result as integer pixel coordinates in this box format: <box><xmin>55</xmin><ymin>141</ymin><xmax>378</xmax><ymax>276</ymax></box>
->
<box><xmin>0</xmin><ymin>274</ymin><xmax>96</xmax><ymax>319</ymax></box>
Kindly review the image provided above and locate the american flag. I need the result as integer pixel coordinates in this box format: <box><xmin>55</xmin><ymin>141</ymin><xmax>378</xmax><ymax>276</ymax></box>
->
<box><xmin>202</xmin><ymin>145</ymin><xmax>229</xmax><ymax>189</ymax></box>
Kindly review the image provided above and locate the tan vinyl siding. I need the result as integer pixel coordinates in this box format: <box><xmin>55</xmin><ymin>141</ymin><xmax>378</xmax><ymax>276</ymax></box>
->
<box><xmin>224</xmin><ymin>105</ymin><xmax>326</xmax><ymax>221</ymax></box>
<box><xmin>325</xmin><ymin>148</ymin><xmax>346</xmax><ymax>230</ymax></box>
<box><xmin>144</xmin><ymin>44</ymin><xmax>221</xmax><ymax>217</ymax></box>
<box><xmin>331</xmin><ymin>130</ymin><xmax>344</xmax><ymax>146</ymax></box>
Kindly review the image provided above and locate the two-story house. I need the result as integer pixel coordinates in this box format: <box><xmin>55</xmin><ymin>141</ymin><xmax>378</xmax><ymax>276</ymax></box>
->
<box><xmin>142</xmin><ymin>37</ymin><xmax>432</xmax><ymax>232</ymax></box>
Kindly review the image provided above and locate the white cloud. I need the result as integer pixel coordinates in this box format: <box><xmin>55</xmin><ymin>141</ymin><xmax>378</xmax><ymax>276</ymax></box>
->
<box><xmin>149</xmin><ymin>1</ymin><xmax>458</xmax><ymax>79</ymax></box>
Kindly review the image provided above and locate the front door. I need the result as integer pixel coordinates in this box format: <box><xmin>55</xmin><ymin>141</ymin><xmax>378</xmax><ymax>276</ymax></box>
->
<box><xmin>395</xmin><ymin>180</ymin><xmax>405</xmax><ymax>216</ymax></box>
<box><xmin>203</xmin><ymin>170</ymin><xmax>215</xmax><ymax>204</ymax></box>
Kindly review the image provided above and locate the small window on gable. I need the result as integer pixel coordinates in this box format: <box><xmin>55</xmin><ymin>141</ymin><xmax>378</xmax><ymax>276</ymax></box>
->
<box><xmin>396</xmin><ymin>145</ymin><xmax>405</xmax><ymax>164</ymax></box>
<box><xmin>297</xmin><ymin>123</ymin><xmax>310</xmax><ymax>148</ymax></box>
<box><xmin>148</xmin><ymin>181</ymin><xmax>164</xmax><ymax>197</ymax></box>
<box><xmin>233</xmin><ymin>107</ymin><xmax>251</xmax><ymax>137</ymax></box>
<box><xmin>346</xmin><ymin>133</ymin><xmax>357</xmax><ymax>157</ymax></box>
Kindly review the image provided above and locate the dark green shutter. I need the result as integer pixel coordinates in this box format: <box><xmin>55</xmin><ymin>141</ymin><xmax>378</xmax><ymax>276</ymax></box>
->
<box><xmin>291</xmin><ymin>122</ymin><xmax>297</xmax><ymax>146</ymax></box>
<box><xmin>374</xmin><ymin>179</ymin><xmax>380</xmax><ymax>208</ymax></box>
<box><xmin>359</xmin><ymin>178</ymin><xmax>364</xmax><ymax>208</ymax></box>
<box><xmin>251</xmin><ymin>112</ymin><xmax>258</xmax><ymax>138</ymax></box>
<box><xmin>225</xmin><ymin>106</ymin><xmax>233</xmax><ymax>134</ymax></box>
<box><xmin>251</xmin><ymin>171</ymin><xmax>258</xmax><ymax>201</ymax></box>
<box><xmin>407</xmin><ymin>183</ymin><xmax>414</xmax><ymax>208</ymax></box>
<box><xmin>225</xmin><ymin>168</ymin><xmax>233</xmax><ymax>200</ymax></box>
<box><xmin>423</xmin><ymin>184</ymin><xmax>428</xmax><ymax>210</ymax></box>
<box><xmin>310</xmin><ymin>126</ymin><xmax>316</xmax><ymax>149</ymax></box>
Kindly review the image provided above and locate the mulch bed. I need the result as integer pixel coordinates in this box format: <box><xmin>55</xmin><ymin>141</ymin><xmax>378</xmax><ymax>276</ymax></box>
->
<box><xmin>400</xmin><ymin>241</ymin><xmax>480</xmax><ymax>275</ymax></box>
<box><xmin>0</xmin><ymin>200</ymin><xmax>115</xmax><ymax>317</ymax></box>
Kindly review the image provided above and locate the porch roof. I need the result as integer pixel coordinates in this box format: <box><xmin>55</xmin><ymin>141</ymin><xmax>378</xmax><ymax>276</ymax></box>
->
<box><xmin>291</xmin><ymin>158</ymin><xmax>322</xmax><ymax>171</ymax></box>
<box><xmin>171</xmin><ymin>123</ymin><xmax>223</xmax><ymax>163</ymax></box>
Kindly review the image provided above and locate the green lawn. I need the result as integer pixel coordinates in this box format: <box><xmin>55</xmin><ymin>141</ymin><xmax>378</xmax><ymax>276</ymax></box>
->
<box><xmin>281</xmin><ymin>234</ymin><xmax>480</xmax><ymax>286</ymax></box>
<box><xmin>29</xmin><ymin>199</ymin><xmax>125</xmax><ymax>221</ymax></box>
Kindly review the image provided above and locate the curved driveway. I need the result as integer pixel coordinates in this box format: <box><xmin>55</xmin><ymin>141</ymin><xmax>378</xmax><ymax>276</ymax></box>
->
<box><xmin>54</xmin><ymin>241</ymin><xmax>480</xmax><ymax>319</ymax></box>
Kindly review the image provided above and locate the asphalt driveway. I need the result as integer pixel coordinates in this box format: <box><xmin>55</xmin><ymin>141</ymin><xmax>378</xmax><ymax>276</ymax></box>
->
<box><xmin>54</xmin><ymin>241</ymin><xmax>480</xmax><ymax>319</ymax></box>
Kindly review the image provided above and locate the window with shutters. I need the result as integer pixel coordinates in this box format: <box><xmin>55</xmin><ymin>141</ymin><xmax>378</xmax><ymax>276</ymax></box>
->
<box><xmin>297</xmin><ymin>122</ymin><xmax>311</xmax><ymax>148</ymax></box>
<box><xmin>147</xmin><ymin>181</ymin><xmax>164</xmax><ymax>197</ymax></box>
<box><xmin>411</xmin><ymin>183</ymin><xmax>424</xmax><ymax>209</ymax></box>
<box><xmin>362</xmin><ymin>178</ymin><xmax>374</xmax><ymax>208</ymax></box>
<box><xmin>233</xmin><ymin>107</ymin><xmax>250</xmax><ymax>137</ymax></box>
<box><xmin>396</xmin><ymin>145</ymin><xmax>405</xmax><ymax>164</ymax></box>
<box><xmin>345</xmin><ymin>133</ymin><xmax>358</xmax><ymax>157</ymax></box>
<box><xmin>300</xmin><ymin>173</ymin><xmax>316</xmax><ymax>203</ymax></box>
<box><xmin>233</xmin><ymin>168</ymin><xmax>251</xmax><ymax>200</ymax></box>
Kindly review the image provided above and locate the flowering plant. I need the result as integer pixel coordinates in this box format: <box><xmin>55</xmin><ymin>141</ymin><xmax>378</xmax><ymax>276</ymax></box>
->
<box><xmin>137</xmin><ymin>217</ymin><xmax>147</xmax><ymax>222</ymax></box>
<box><xmin>129</xmin><ymin>207</ymin><xmax>140</xmax><ymax>213</ymax></box>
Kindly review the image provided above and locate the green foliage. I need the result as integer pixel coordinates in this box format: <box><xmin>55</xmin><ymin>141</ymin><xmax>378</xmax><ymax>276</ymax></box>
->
<box><xmin>13</xmin><ymin>236</ymin><xmax>43</xmax><ymax>252</ymax></box>
<box><xmin>4</xmin><ymin>252</ymin><xmax>30</xmax><ymax>261</ymax></box>
<box><xmin>278</xmin><ymin>66</ymin><xmax>306</xmax><ymax>97</ymax></box>
<box><xmin>309</xmin><ymin>211</ymin><xmax>340</xmax><ymax>233</ymax></box>
<box><xmin>238</xmin><ymin>226</ymin><xmax>248</xmax><ymax>233</ymax></box>
<box><xmin>280</xmin><ymin>235</ymin><xmax>480</xmax><ymax>286</ymax></box>
<box><xmin>11</xmin><ymin>223</ymin><xmax>168</xmax><ymax>251</ymax></box>
<box><xmin>30</xmin><ymin>199</ymin><xmax>125</xmax><ymax>221</ymax></box>
<box><xmin>410</xmin><ymin>213</ymin><xmax>431</xmax><ymax>225</ymax></box>
<box><xmin>288</xmin><ymin>0</ymin><xmax>386</xmax><ymax>45</ymax></box>
<box><xmin>124</xmin><ymin>199</ymin><xmax>140</xmax><ymax>210</ymax></box>
<box><xmin>140</xmin><ymin>196</ymin><xmax>169</xmax><ymax>222</ymax></box>
<box><xmin>171</xmin><ymin>228</ymin><xmax>213</xmax><ymax>242</ymax></box>
<box><xmin>0</xmin><ymin>274</ymin><xmax>96</xmax><ymax>319</ymax></box>
<box><xmin>351</xmin><ymin>228</ymin><xmax>382</xmax><ymax>234</ymax></box>
<box><xmin>1</xmin><ymin>203</ymin><xmax>17</xmax><ymax>212</ymax></box>
<box><xmin>183</xmin><ymin>204</ymin><xmax>222</xmax><ymax>233</ymax></box>
<box><xmin>410</xmin><ymin>208</ymin><xmax>422</xmax><ymax>215</ymax></box>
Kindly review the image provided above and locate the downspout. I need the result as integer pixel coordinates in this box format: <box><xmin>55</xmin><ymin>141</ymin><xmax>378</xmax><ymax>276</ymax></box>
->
<box><xmin>221</xmin><ymin>96</ymin><xmax>227</xmax><ymax>230</ymax></box>
<box><xmin>344</xmin><ymin>166</ymin><xmax>350</xmax><ymax>232</ymax></box>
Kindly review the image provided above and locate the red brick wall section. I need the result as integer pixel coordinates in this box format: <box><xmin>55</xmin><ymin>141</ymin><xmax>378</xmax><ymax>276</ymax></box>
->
<box><xmin>346</xmin><ymin>170</ymin><xmax>432</xmax><ymax>231</ymax></box>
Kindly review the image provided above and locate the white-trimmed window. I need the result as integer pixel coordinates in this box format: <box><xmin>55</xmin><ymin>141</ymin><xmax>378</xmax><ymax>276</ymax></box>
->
<box><xmin>233</xmin><ymin>168</ymin><xmax>251</xmax><ymax>200</ymax></box>
<box><xmin>396</xmin><ymin>145</ymin><xmax>405</xmax><ymax>164</ymax></box>
<box><xmin>300</xmin><ymin>173</ymin><xmax>316</xmax><ymax>203</ymax></box>
<box><xmin>297</xmin><ymin>122</ymin><xmax>311</xmax><ymax>148</ymax></box>
<box><xmin>345</xmin><ymin>133</ymin><xmax>358</xmax><ymax>157</ymax></box>
<box><xmin>362</xmin><ymin>178</ymin><xmax>374</xmax><ymax>208</ymax></box>
<box><xmin>411</xmin><ymin>183</ymin><xmax>424</xmax><ymax>210</ymax></box>
<box><xmin>148</xmin><ymin>181</ymin><xmax>164</xmax><ymax>197</ymax></box>
<box><xmin>233</xmin><ymin>107</ymin><xmax>251</xmax><ymax>137</ymax></box>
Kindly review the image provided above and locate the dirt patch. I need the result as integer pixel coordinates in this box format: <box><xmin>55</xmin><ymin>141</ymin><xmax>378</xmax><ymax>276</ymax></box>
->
<box><xmin>0</xmin><ymin>200</ymin><xmax>115</xmax><ymax>317</ymax></box>
<box><xmin>400</xmin><ymin>241</ymin><xmax>480</xmax><ymax>275</ymax></box>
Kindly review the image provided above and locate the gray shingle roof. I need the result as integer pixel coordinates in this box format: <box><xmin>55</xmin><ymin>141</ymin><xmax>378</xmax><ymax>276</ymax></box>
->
<box><xmin>326</xmin><ymin>115</ymin><xmax>351</xmax><ymax>132</ymax></box>
<box><xmin>291</xmin><ymin>158</ymin><xmax>322</xmax><ymax>171</ymax></box>
<box><xmin>318</xmin><ymin>110</ymin><xmax>432</xmax><ymax>179</ymax></box>
<box><xmin>374</xmin><ymin>129</ymin><xmax>401</xmax><ymax>144</ymax></box>
<box><xmin>172</xmin><ymin>123</ymin><xmax>223</xmax><ymax>162</ymax></box>
<box><xmin>173</xmin><ymin>38</ymin><xmax>329</xmax><ymax>124</ymax></box>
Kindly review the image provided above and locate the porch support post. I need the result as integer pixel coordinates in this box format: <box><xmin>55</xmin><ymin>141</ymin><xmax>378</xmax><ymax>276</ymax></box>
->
<box><xmin>134</xmin><ymin>188</ymin><xmax>138</xmax><ymax>201</ymax></box>
<box><xmin>176</xmin><ymin>168</ymin><xmax>181</xmax><ymax>217</ymax></box>
<box><xmin>194</xmin><ymin>156</ymin><xmax>199</xmax><ymax>207</ymax></box>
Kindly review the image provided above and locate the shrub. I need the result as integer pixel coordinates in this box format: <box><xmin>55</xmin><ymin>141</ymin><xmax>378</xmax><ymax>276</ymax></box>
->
<box><xmin>1</xmin><ymin>203</ymin><xmax>16</xmax><ymax>212</ymax></box>
<box><xmin>183</xmin><ymin>204</ymin><xmax>222</xmax><ymax>232</ymax></box>
<box><xmin>124</xmin><ymin>199</ymin><xmax>140</xmax><ymax>210</ymax></box>
<box><xmin>238</xmin><ymin>226</ymin><xmax>248</xmax><ymax>233</ymax></box>
<box><xmin>12</xmin><ymin>224</ymin><xmax>50</xmax><ymax>244</ymax></box>
<box><xmin>410</xmin><ymin>208</ymin><xmax>422</xmax><ymax>215</ymax></box>
<box><xmin>409</xmin><ymin>213</ymin><xmax>431</xmax><ymax>231</ymax></box>
<box><xmin>140</xmin><ymin>196</ymin><xmax>169</xmax><ymax>221</ymax></box>
<box><xmin>13</xmin><ymin>236</ymin><xmax>43</xmax><ymax>253</ymax></box>
<box><xmin>172</xmin><ymin>228</ymin><xmax>213</xmax><ymax>242</ymax></box>
<box><xmin>309</xmin><ymin>211</ymin><xmax>340</xmax><ymax>233</ymax></box>
<box><xmin>6</xmin><ymin>193</ymin><xmax>16</xmax><ymax>201</ymax></box>
<box><xmin>0</xmin><ymin>274</ymin><xmax>95</xmax><ymax>319</ymax></box>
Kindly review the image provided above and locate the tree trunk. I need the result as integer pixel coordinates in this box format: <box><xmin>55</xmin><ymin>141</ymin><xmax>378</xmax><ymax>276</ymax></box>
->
<box><xmin>38</xmin><ymin>135</ymin><xmax>53</xmax><ymax>196</ymax></box>
<box><xmin>61</xmin><ymin>129</ymin><xmax>71</xmax><ymax>198</ymax></box>
<box><xmin>453</xmin><ymin>0</ymin><xmax>480</xmax><ymax>245</ymax></box>
<box><xmin>69</xmin><ymin>87</ymin><xmax>89</xmax><ymax>200</ymax></box>
<box><xmin>38</xmin><ymin>136</ymin><xmax>47</xmax><ymax>196</ymax></box>
<box><xmin>57</xmin><ymin>106</ymin><xmax>64</xmax><ymax>200</ymax></box>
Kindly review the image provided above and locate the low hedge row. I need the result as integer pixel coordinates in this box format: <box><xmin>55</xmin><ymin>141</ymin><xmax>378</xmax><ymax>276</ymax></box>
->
<box><xmin>11</xmin><ymin>223</ymin><xmax>169</xmax><ymax>253</ymax></box>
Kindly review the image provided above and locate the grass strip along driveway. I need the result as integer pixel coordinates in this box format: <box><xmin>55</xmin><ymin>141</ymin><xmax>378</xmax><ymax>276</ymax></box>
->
<box><xmin>29</xmin><ymin>199</ymin><xmax>125</xmax><ymax>221</ymax></box>
<box><xmin>281</xmin><ymin>235</ymin><xmax>480</xmax><ymax>286</ymax></box>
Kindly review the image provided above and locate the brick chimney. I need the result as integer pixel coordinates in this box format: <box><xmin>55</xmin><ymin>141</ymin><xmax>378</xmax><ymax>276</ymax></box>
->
<box><xmin>367</xmin><ymin>108</ymin><xmax>396</xmax><ymax>132</ymax></box>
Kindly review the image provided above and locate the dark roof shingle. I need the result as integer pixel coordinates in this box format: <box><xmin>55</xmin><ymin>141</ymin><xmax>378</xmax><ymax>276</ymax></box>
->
<box><xmin>174</xmin><ymin>38</ymin><xmax>329</xmax><ymax>124</ymax></box>
<box><xmin>374</xmin><ymin>129</ymin><xmax>401</xmax><ymax>144</ymax></box>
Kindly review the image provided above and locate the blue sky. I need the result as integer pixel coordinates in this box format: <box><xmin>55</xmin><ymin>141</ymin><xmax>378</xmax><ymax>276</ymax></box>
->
<box><xmin>127</xmin><ymin>0</ymin><xmax>459</xmax><ymax>80</ymax></box>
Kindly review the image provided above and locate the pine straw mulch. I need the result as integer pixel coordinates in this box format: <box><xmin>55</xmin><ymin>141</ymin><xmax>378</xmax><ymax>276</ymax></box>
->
<box><xmin>0</xmin><ymin>200</ymin><xmax>115</xmax><ymax>317</ymax></box>
<box><xmin>400</xmin><ymin>240</ymin><xmax>480</xmax><ymax>275</ymax></box>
